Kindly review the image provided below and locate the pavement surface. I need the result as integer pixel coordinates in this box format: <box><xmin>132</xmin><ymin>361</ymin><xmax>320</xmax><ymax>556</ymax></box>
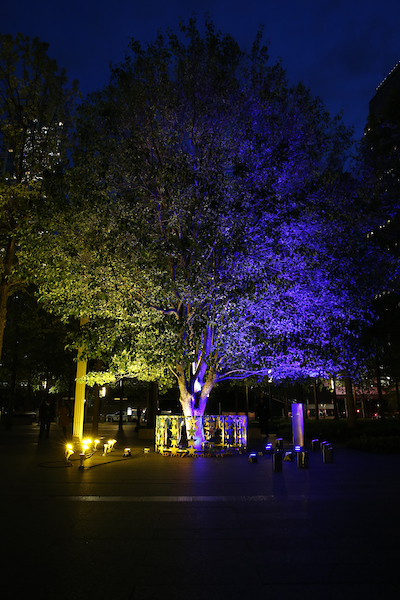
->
<box><xmin>0</xmin><ymin>421</ymin><xmax>399</xmax><ymax>600</ymax></box>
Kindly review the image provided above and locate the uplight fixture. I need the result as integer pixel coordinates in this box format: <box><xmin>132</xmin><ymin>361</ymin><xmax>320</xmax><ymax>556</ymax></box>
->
<box><xmin>108</xmin><ymin>439</ymin><xmax>117</xmax><ymax>451</ymax></box>
<box><xmin>65</xmin><ymin>444</ymin><xmax>74</xmax><ymax>461</ymax></box>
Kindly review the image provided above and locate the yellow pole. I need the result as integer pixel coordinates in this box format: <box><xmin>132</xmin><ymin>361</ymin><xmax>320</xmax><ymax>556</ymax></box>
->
<box><xmin>72</xmin><ymin>318</ymin><xmax>89</xmax><ymax>443</ymax></box>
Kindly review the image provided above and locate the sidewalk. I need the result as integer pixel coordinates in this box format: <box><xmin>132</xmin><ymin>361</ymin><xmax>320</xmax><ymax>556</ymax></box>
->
<box><xmin>1</xmin><ymin>421</ymin><xmax>399</xmax><ymax>599</ymax></box>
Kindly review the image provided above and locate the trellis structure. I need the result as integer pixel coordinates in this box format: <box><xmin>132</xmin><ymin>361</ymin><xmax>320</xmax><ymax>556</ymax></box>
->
<box><xmin>155</xmin><ymin>415</ymin><xmax>247</xmax><ymax>455</ymax></box>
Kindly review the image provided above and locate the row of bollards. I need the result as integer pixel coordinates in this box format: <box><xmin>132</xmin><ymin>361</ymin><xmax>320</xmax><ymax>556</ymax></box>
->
<box><xmin>311</xmin><ymin>438</ymin><xmax>334</xmax><ymax>462</ymax></box>
<box><xmin>249</xmin><ymin>436</ymin><xmax>334</xmax><ymax>470</ymax></box>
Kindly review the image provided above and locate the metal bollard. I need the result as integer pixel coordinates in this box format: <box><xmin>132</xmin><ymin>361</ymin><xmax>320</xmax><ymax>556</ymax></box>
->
<box><xmin>276</xmin><ymin>438</ymin><xmax>283</xmax><ymax>450</ymax></box>
<box><xmin>320</xmin><ymin>441</ymin><xmax>329</xmax><ymax>454</ymax></box>
<box><xmin>323</xmin><ymin>444</ymin><xmax>334</xmax><ymax>463</ymax></box>
<box><xmin>297</xmin><ymin>450</ymin><xmax>309</xmax><ymax>469</ymax></box>
<box><xmin>311</xmin><ymin>438</ymin><xmax>320</xmax><ymax>452</ymax></box>
<box><xmin>273</xmin><ymin>451</ymin><xmax>283</xmax><ymax>472</ymax></box>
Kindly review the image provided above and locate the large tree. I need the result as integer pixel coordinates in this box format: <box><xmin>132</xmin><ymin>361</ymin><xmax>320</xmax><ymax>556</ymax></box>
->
<box><xmin>34</xmin><ymin>19</ymin><xmax>363</xmax><ymax>421</ymax></box>
<box><xmin>0</xmin><ymin>33</ymin><xmax>78</xmax><ymax>363</ymax></box>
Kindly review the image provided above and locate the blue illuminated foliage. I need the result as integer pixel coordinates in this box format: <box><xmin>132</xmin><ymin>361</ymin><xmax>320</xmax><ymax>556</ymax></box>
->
<box><xmin>34</xmin><ymin>18</ymin><xmax>369</xmax><ymax>417</ymax></box>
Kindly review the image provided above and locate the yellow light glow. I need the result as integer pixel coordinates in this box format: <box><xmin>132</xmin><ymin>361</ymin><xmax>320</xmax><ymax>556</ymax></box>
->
<box><xmin>65</xmin><ymin>443</ymin><xmax>74</xmax><ymax>460</ymax></box>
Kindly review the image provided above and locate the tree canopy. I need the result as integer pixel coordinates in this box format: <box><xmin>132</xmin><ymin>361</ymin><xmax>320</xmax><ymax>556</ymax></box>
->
<box><xmin>32</xmin><ymin>18</ymin><xmax>368</xmax><ymax>418</ymax></box>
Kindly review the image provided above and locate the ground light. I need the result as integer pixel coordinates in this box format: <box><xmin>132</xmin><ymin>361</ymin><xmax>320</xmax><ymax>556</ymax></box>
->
<box><xmin>265</xmin><ymin>443</ymin><xmax>273</xmax><ymax>454</ymax></box>
<box><xmin>79</xmin><ymin>451</ymin><xmax>85</xmax><ymax>469</ymax></box>
<box><xmin>284</xmin><ymin>451</ymin><xmax>295</xmax><ymax>461</ymax></box>
<box><xmin>248</xmin><ymin>452</ymin><xmax>258</xmax><ymax>463</ymax></box>
<box><xmin>65</xmin><ymin>444</ymin><xmax>74</xmax><ymax>462</ymax></box>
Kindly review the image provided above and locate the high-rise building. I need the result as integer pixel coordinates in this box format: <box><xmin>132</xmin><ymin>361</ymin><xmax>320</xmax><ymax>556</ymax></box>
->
<box><xmin>369</xmin><ymin>60</ymin><xmax>400</xmax><ymax>117</ymax></box>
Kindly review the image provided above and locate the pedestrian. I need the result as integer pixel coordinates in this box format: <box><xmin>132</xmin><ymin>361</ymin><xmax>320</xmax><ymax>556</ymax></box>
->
<box><xmin>259</xmin><ymin>400</ymin><xmax>270</xmax><ymax>438</ymax></box>
<box><xmin>135</xmin><ymin>406</ymin><xmax>142</xmax><ymax>432</ymax></box>
<box><xmin>58</xmin><ymin>402</ymin><xmax>70</xmax><ymax>439</ymax></box>
<box><xmin>38</xmin><ymin>399</ymin><xmax>55</xmax><ymax>439</ymax></box>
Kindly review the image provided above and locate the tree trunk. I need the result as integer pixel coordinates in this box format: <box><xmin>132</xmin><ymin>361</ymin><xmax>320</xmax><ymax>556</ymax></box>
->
<box><xmin>284</xmin><ymin>386</ymin><xmax>289</xmax><ymax>418</ymax></box>
<box><xmin>0</xmin><ymin>237</ymin><xmax>16</xmax><ymax>363</ymax></box>
<box><xmin>147</xmin><ymin>382</ymin><xmax>158</xmax><ymax>429</ymax></box>
<box><xmin>268</xmin><ymin>381</ymin><xmax>273</xmax><ymax>419</ymax></box>
<box><xmin>331</xmin><ymin>377</ymin><xmax>340</xmax><ymax>419</ymax></box>
<box><xmin>176</xmin><ymin>361</ymin><xmax>217</xmax><ymax>449</ymax></box>
<box><xmin>395</xmin><ymin>380</ymin><xmax>400</xmax><ymax>420</ymax></box>
<box><xmin>91</xmin><ymin>360</ymin><xmax>103</xmax><ymax>437</ymax></box>
<box><xmin>376</xmin><ymin>360</ymin><xmax>386</xmax><ymax>420</ymax></box>
<box><xmin>344</xmin><ymin>373</ymin><xmax>356</xmax><ymax>428</ymax></box>
<box><xmin>0</xmin><ymin>283</ymin><xmax>9</xmax><ymax>367</ymax></box>
<box><xmin>313</xmin><ymin>378</ymin><xmax>319</xmax><ymax>420</ymax></box>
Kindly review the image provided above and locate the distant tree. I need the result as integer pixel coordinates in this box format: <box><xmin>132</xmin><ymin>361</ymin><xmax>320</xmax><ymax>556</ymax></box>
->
<box><xmin>33</xmin><ymin>19</ymin><xmax>365</xmax><ymax>425</ymax></box>
<box><xmin>0</xmin><ymin>33</ymin><xmax>78</xmax><ymax>362</ymax></box>
<box><xmin>0</xmin><ymin>289</ymin><xmax>75</xmax><ymax>411</ymax></box>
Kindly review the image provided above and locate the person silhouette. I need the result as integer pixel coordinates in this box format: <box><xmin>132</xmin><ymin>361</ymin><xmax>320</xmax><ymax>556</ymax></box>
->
<box><xmin>38</xmin><ymin>399</ymin><xmax>55</xmax><ymax>439</ymax></box>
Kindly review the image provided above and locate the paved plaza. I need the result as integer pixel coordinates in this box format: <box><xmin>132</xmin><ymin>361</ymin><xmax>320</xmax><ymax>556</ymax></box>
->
<box><xmin>0</xmin><ymin>421</ymin><xmax>399</xmax><ymax>599</ymax></box>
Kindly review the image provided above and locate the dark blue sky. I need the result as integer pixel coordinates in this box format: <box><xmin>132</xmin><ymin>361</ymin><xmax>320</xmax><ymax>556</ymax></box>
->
<box><xmin>3</xmin><ymin>0</ymin><xmax>400</xmax><ymax>139</ymax></box>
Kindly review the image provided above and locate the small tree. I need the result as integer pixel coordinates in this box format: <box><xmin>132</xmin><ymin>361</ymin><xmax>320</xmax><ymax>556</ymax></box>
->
<box><xmin>0</xmin><ymin>33</ymin><xmax>78</xmax><ymax>364</ymax></box>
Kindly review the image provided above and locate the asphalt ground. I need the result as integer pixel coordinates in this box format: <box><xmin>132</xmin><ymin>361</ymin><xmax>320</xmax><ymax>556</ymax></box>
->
<box><xmin>0</xmin><ymin>421</ymin><xmax>399</xmax><ymax>600</ymax></box>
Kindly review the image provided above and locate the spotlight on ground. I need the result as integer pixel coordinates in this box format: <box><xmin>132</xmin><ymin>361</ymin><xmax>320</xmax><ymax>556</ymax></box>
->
<box><xmin>79</xmin><ymin>452</ymin><xmax>85</xmax><ymax>469</ymax></box>
<box><xmin>264</xmin><ymin>443</ymin><xmax>273</xmax><ymax>455</ymax></box>
<box><xmin>65</xmin><ymin>444</ymin><xmax>74</xmax><ymax>462</ymax></box>
<box><xmin>108</xmin><ymin>439</ymin><xmax>117</xmax><ymax>451</ymax></box>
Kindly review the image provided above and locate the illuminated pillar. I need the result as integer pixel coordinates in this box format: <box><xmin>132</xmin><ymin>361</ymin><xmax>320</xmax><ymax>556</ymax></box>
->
<box><xmin>72</xmin><ymin>318</ymin><xmax>88</xmax><ymax>443</ymax></box>
<box><xmin>292</xmin><ymin>402</ymin><xmax>305</xmax><ymax>448</ymax></box>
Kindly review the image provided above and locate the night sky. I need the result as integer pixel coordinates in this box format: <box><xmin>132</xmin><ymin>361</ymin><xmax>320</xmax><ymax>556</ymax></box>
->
<box><xmin>3</xmin><ymin>0</ymin><xmax>400</xmax><ymax>140</ymax></box>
